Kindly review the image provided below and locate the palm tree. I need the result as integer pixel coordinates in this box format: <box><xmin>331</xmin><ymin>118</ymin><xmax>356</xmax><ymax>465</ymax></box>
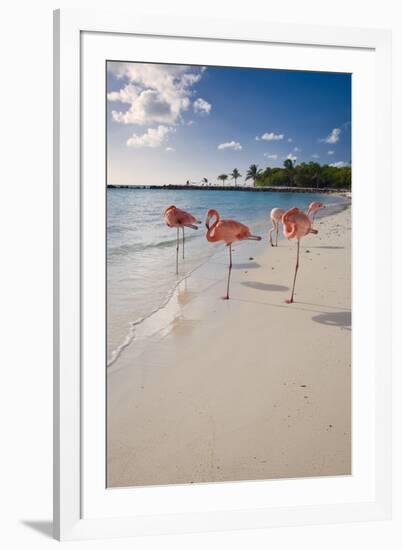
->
<box><xmin>245</xmin><ymin>164</ymin><xmax>262</xmax><ymax>187</ymax></box>
<box><xmin>259</xmin><ymin>167</ymin><xmax>272</xmax><ymax>187</ymax></box>
<box><xmin>230</xmin><ymin>168</ymin><xmax>242</xmax><ymax>187</ymax></box>
<box><xmin>283</xmin><ymin>158</ymin><xmax>295</xmax><ymax>186</ymax></box>
<box><xmin>283</xmin><ymin>158</ymin><xmax>295</xmax><ymax>170</ymax></box>
<box><xmin>217</xmin><ymin>174</ymin><xmax>229</xmax><ymax>187</ymax></box>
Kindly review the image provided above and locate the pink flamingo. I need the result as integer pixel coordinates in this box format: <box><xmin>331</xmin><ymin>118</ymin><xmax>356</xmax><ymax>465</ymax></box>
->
<box><xmin>282</xmin><ymin>207</ymin><xmax>318</xmax><ymax>304</ymax></box>
<box><xmin>307</xmin><ymin>201</ymin><xmax>325</xmax><ymax>226</ymax></box>
<box><xmin>205</xmin><ymin>209</ymin><xmax>261</xmax><ymax>299</ymax></box>
<box><xmin>164</xmin><ymin>205</ymin><xmax>201</xmax><ymax>274</ymax></box>
<box><xmin>269</xmin><ymin>207</ymin><xmax>285</xmax><ymax>247</ymax></box>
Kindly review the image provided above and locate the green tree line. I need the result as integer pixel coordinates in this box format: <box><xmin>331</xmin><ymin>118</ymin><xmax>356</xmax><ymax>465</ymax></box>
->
<box><xmin>216</xmin><ymin>160</ymin><xmax>351</xmax><ymax>189</ymax></box>
<box><xmin>256</xmin><ymin>160</ymin><xmax>351</xmax><ymax>189</ymax></box>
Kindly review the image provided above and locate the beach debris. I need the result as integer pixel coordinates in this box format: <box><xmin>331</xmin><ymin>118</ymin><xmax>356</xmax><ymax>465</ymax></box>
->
<box><xmin>249</xmin><ymin>257</ymin><xmax>254</xmax><ymax>260</ymax></box>
<box><xmin>305</xmin><ymin>249</ymin><xmax>310</xmax><ymax>253</ymax></box>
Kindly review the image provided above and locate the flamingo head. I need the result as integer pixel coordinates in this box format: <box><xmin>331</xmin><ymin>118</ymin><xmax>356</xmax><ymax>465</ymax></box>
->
<box><xmin>205</xmin><ymin>208</ymin><xmax>219</xmax><ymax>229</ymax></box>
<box><xmin>307</xmin><ymin>201</ymin><xmax>325</xmax><ymax>215</ymax></box>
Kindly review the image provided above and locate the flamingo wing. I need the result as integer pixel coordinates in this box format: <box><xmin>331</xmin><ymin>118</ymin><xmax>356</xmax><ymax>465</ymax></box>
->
<box><xmin>215</xmin><ymin>220</ymin><xmax>251</xmax><ymax>243</ymax></box>
<box><xmin>174</xmin><ymin>208</ymin><xmax>200</xmax><ymax>226</ymax></box>
<box><xmin>164</xmin><ymin>206</ymin><xmax>200</xmax><ymax>228</ymax></box>
<box><xmin>282</xmin><ymin>207</ymin><xmax>317</xmax><ymax>239</ymax></box>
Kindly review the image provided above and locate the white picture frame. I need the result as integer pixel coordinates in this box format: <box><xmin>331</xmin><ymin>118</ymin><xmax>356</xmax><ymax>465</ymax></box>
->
<box><xmin>53</xmin><ymin>8</ymin><xmax>392</xmax><ymax>541</ymax></box>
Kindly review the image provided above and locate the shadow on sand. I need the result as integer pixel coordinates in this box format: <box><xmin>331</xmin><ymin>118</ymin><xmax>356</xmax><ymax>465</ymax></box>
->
<box><xmin>312</xmin><ymin>311</ymin><xmax>351</xmax><ymax>330</ymax></box>
<box><xmin>241</xmin><ymin>281</ymin><xmax>288</xmax><ymax>292</ymax></box>
<box><xmin>21</xmin><ymin>520</ymin><xmax>53</xmax><ymax>539</ymax></box>
<box><xmin>309</xmin><ymin>246</ymin><xmax>344</xmax><ymax>250</ymax></box>
<box><xmin>232</xmin><ymin>262</ymin><xmax>260</xmax><ymax>269</ymax></box>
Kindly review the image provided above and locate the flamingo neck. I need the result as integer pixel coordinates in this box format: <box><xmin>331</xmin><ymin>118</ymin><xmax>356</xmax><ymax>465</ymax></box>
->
<box><xmin>206</xmin><ymin>211</ymin><xmax>219</xmax><ymax>242</ymax></box>
<box><xmin>283</xmin><ymin>223</ymin><xmax>297</xmax><ymax>239</ymax></box>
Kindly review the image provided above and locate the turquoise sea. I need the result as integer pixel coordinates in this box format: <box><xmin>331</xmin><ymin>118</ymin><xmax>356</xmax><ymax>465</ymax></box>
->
<box><xmin>107</xmin><ymin>188</ymin><xmax>346</xmax><ymax>364</ymax></box>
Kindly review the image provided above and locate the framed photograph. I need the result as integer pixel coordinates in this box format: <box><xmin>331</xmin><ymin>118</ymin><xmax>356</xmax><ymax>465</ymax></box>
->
<box><xmin>53</xmin><ymin>9</ymin><xmax>392</xmax><ymax>540</ymax></box>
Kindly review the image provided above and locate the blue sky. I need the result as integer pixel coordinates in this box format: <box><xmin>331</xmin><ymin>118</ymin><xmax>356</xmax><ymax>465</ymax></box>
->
<box><xmin>107</xmin><ymin>62</ymin><xmax>351</xmax><ymax>186</ymax></box>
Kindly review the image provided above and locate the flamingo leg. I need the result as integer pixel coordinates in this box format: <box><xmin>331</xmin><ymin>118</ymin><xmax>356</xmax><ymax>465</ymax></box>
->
<box><xmin>276</xmin><ymin>223</ymin><xmax>279</xmax><ymax>246</ymax></box>
<box><xmin>224</xmin><ymin>244</ymin><xmax>232</xmax><ymax>300</ymax></box>
<box><xmin>182</xmin><ymin>227</ymin><xmax>185</xmax><ymax>259</ymax></box>
<box><xmin>287</xmin><ymin>239</ymin><xmax>300</xmax><ymax>304</ymax></box>
<box><xmin>176</xmin><ymin>227</ymin><xmax>179</xmax><ymax>275</ymax></box>
<box><xmin>269</xmin><ymin>221</ymin><xmax>275</xmax><ymax>247</ymax></box>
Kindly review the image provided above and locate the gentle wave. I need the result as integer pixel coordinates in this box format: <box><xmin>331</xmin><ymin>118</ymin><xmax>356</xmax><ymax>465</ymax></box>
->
<box><xmin>107</xmin><ymin>232</ymin><xmax>200</xmax><ymax>259</ymax></box>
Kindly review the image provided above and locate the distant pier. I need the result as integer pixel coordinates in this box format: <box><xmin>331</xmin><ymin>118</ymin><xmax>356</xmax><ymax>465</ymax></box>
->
<box><xmin>107</xmin><ymin>184</ymin><xmax>349</xmax><ymax>194</ymax></box>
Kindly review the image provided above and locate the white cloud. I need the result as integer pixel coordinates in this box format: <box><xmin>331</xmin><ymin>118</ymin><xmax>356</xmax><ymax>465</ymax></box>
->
<box><xmin>165</xmin><ymin>147</ymin><xmax>175</xmax><ymax>152</ymax></box>
<box><xmin>264</xmin><ymin>153</ymin><xmax>278</xmax><ymax>159</ymax></box>
<box><xmin>217</xmin><ymin>141</ymin><xmax>242</xmax><ymax>151</ymax></box>
<box><xmin>312</xmin><ymin>154</ymin><xmax>320</xmax><ymax>159</ymax></box>
<box><xmin>284</xmin><ymin>153</ymin><xmax>297</xmax><ymax>162</ymax></box>
<box><xmin>256</xmin><ymin>132</ymin><xmax>284</xmax><ymax>141</ymax></box>
<box><xmin>330</xmin><ymin>161</ymin><xmax>350</xmax><ymax>168</ymax></box>
<box><xmin>126</xmin><ymin>125</ymin><xmax>173</xmax><ymax>148</ymax></box>
<box><xmin>293</xmin><ymin>146</ymin><xmax>301</xmax><ymax>152</ymax></box>
<box><xmin>328</xmin><ymin>150</ymin><xmax>335</xmax><ymax>155</ymax></box>
<box><xmin>187</xmin><ymin>120</ymin><xmax>195</xmax><ymax>126</ymax></box>
<box><xmin>107</xmin><ymin>62</ymin><xmax>205</xmax><ymax>126</ymax></box>
<box><xmin>193</xmin><ymin>97</ymin><xmax>211</xmax><ymax>115</ymax></box>
<box><xmin>288</xmin><ymin>138</ymin><xmax>293</xmax><ymax>143</ymax></box>
<box><xmin>107</xmin><ymin>83</ymin><xmax>139</xmax><ymax>104</ymax></box>
<box><xmin>320</xmin><ymin>127</ymin><xmax>341</xmax><ymax>144</ymax></box>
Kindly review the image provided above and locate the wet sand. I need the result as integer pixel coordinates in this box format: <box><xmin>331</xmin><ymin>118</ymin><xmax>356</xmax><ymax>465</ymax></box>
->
<box><xmin>107</xmin><ymin>205</ymin><xmax>351</xmax><ymax>488</ymax></box>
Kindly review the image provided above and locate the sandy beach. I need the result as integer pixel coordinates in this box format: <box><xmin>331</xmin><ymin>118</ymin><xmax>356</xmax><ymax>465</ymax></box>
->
<box><xmin>107</xmin><ymin>204</ymin><xmax>351</xmax><ymax>488</ymax></box>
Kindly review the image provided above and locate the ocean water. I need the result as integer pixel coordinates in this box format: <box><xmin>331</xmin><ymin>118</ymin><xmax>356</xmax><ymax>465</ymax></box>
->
<box><xmin>107</xmin><ymin>188</ymin><xmax>346</xmax><ymax>365</ymax></box>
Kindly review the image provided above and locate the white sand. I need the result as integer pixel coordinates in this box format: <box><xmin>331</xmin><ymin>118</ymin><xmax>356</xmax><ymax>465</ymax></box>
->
<box><xmin>107</xmin><ymin>204</ymin><xmax>351</xmax><ymax>487</ymax></box>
